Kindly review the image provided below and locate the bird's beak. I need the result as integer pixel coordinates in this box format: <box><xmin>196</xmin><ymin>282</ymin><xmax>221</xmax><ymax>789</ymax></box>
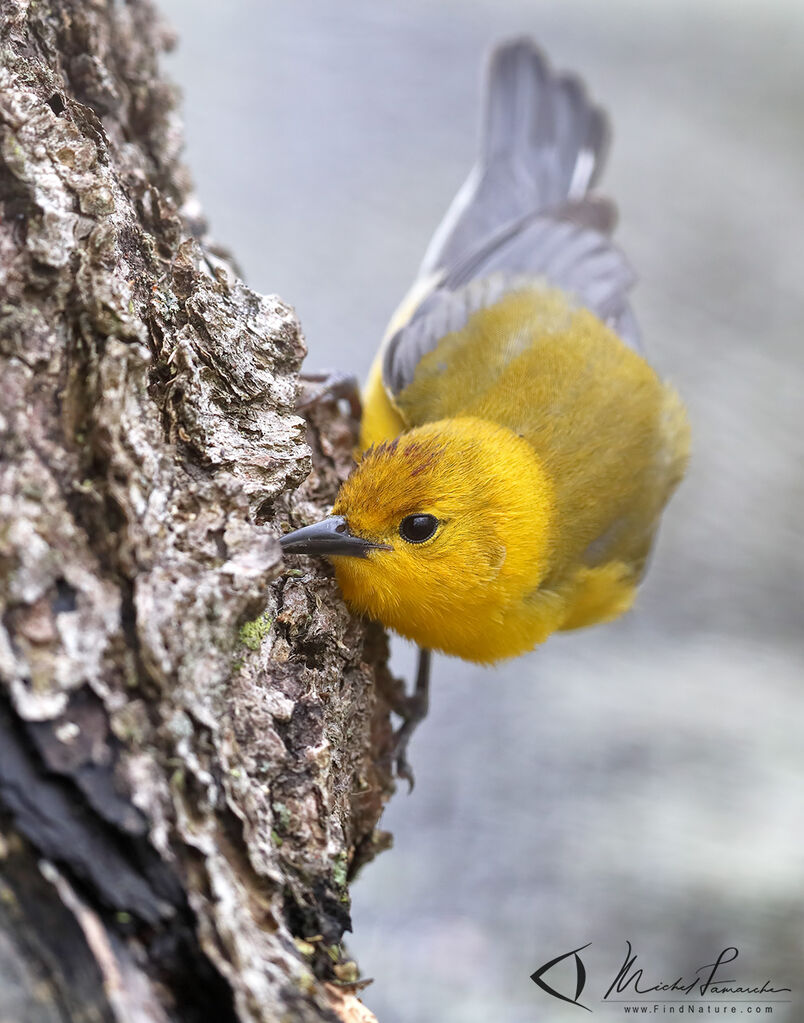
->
<box><xmin>279</xmin><ymin>515</ymin><xmax>390</xmax><ymax>559</ymax></box>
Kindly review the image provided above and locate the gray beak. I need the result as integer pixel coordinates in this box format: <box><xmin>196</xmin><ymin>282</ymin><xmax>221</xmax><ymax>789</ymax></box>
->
<box><xmin>279</xmin><ymin>515</ymin><xmax>390</xmax><ymax>559</ymax></box>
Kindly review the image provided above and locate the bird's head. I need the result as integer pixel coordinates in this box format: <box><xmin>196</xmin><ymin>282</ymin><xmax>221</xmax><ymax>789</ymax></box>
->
<box><xmin>280</xmin><ymin>417</ymin><xmax>555</xmax><ymax>659</ymax></box>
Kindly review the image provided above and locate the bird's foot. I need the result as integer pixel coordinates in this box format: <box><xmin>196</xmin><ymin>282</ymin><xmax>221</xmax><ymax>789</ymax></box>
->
<box><xmin>385</xmin><ymin>649</ymin><xmax>431</xmax><ymax>793</ymax></box>
<box><xmin>297</xmin><ymin>370</ymin><xmax>362</xmax><ymax>420</ymax></box>
<box><xmin>388</xmin><ymin>690</ymin><xmax>429</xmax><ymax>791</ymax></box>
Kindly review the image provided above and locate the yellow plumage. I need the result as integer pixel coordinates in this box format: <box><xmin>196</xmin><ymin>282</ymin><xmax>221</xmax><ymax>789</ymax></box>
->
<box><xmin>281</xmin><ymin>38</ymin><xmax>689</xmax><ymax>672</ymax></box>
<box><xmin>332</xmin><ymin>286</ymin><xmax>688</xmax><ymax>662</ymax></box>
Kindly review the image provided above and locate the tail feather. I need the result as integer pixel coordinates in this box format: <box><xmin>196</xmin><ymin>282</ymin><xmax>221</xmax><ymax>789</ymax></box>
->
<box><xmin>382</xmin><ymin>39</ymin><xmax>641</xmax><ymax>401</ymax></box>
<box><xmin>420</xmin><ymin>38</ymin><xmax>612</xmax><ymax>277</ymax></box>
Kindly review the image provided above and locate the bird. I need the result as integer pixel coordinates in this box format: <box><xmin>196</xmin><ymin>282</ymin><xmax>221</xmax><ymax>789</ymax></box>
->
<box><xmin>280</xmin><ymin>38</ymin><xmax>690</xmax><ymax>785</ymax></box>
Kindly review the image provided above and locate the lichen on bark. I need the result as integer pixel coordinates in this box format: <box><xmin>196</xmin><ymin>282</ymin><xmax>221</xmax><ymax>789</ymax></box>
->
<box><xmin>0</xmin><ymin>2</ymin><xmax>396</xmax><ymax>1020</ymax></box>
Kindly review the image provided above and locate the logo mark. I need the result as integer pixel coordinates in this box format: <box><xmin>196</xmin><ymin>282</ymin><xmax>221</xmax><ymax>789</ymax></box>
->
<box><xmin>530</xmin><ymin>942</ymin><xmax>592</xmax><ymax>1011</ymax></box>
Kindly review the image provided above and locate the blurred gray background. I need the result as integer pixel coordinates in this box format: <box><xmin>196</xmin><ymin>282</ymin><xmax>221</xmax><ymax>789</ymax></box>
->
<box><xmin>159</xmin><ymin>1</ymin><xmax>804</xmax><ymax>1019</ymax></box>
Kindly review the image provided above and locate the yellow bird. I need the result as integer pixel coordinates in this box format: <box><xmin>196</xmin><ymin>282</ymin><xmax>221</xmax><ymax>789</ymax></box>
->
<box><xmin>281</xmin><ymin>39</ymin><xmax>689</xmax><ymax>782</ymax></box>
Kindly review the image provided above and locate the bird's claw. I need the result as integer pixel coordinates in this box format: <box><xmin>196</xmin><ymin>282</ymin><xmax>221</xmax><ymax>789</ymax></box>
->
<box><xmin>385</xmin><ymin>657</ymin><xmax>429</xmax><ymax>793</ymax></box>
<box><xmin>297</xmin><ymin>371</ymin><xmax>362</xmax><ymax>420</ymax></box>
<box><xmin>390</xmin><ymin>728</ymin><xmax>416</xmax><ymax>792</ymax></box>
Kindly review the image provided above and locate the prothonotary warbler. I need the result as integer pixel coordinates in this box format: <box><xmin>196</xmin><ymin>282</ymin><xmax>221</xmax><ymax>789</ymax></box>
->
<box><xmin>280</xmin><ymin>38</ymin><xmax>690</xmax><ymax>784</ymax></box>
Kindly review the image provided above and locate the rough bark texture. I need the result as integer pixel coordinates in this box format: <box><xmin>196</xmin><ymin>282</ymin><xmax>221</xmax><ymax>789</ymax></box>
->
<box><xmin>0</xmin><ymin>2</ymin><xmax>398</xmax><ymax>1020</ymax></box>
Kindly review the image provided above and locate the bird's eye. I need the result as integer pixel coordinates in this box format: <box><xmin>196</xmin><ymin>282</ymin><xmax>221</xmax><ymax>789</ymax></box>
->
<box><xmin>399</xmin><ymin>514</ymin><xmax>439</xmax><ymax>544</ymax></box>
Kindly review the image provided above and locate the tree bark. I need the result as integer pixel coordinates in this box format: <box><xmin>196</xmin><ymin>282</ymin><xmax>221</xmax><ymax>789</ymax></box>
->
<box><xmin>0</xmin><ymin>2</ymin><xmax>397</xmax><ymax>1020</ymax></box>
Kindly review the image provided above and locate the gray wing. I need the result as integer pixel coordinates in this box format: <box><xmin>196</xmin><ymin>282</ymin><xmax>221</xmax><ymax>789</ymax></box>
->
<box><xmin>383</xmin><ymin>222</ymin><xmax>638</xmax><ymax>396</ymax></box>
<box><xmin>385</xmin><ymin>38</ymin><xmax>639</xmax><ymax>398</ymax></box>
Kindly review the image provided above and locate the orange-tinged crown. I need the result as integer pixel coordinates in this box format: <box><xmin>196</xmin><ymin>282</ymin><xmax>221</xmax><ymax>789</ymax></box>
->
<box><xmin>329</xmin><ymin>417</ymin><xmax>557</xmax><ymax>661</ymax></box>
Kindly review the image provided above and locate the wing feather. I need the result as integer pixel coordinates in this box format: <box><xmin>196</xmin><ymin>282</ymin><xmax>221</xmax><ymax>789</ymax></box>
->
<box><xmin>382</xmin><ymin>39</ymin><xmax>640</xmax><ymax>399</ymax></box>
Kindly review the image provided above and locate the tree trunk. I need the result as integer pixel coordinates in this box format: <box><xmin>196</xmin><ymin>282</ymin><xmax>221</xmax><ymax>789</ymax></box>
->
<box><xmin>0</xmin><ymin>2</ymin><xmax>397</xmax><ymax>1020</ymax></box>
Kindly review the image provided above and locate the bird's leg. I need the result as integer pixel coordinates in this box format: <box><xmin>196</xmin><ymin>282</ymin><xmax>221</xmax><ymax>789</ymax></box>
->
<box><xmin>297</xmin><ymin>370</ymin><xmax>362</xmax><ymax>421</ymax></box>
<box><xmin>389</xmin><ymin>648</ymin><xmax>431</xmax><ymax>791</ymax></box>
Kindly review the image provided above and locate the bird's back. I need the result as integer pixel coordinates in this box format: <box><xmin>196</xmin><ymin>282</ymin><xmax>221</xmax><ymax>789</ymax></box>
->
<box><xmin>362</xmin><ymin>38</ymin><xmax>639</xmax><ymax>448</ymax></box>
